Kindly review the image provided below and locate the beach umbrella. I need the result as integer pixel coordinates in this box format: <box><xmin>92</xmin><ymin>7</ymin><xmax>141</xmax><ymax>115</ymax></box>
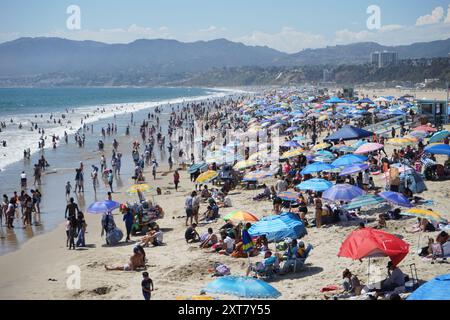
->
<box><xmin>242</xmin><ymin>170</ymin><xmax>272</xmax><ymax>182</ymax></box>
<box><xmin>188</xmin><ymin>162</ymin><xmax>208</xmax><ymax>174</ymax></box>
<box><xmin>203</xmin><ymin>276</ymin><xmax>281</xmax><ymax>299</ymax></box>
<box><xmin>248</xmin><ymin>151</ymin><xmax>270</xmax><ymax>162</ymax></box>
<box><xmin>424</xmin><ymin>144</ymin><xmax>450</xmax><ymax>156</ymax></box>
<box><xmin>296</xmin><ymin>178</ymin><xmax>333</xmax><ymax>192</ymax></box>
<box><xmin>429</xmin><ymin>130</ymin><xmax>450</xmax><ymax>144</ymax></box>
<box><xmin>87</xmin><ymin>200</ymin><xmax>120</xmax><ymax>214</ymax></box>
<box><xmin>326</xmin><ymin>96</ymin><xmax>346</xmax><ymax>104</ymax></box>
<box><xmin>379</xmin><ymin>191</ymin><xmax>413</xmax><ymax>208</ymax></box>
<box><xmin>388</xmin><ymin>137</ymin><xmax>417</xmax><ymax>146</ymax></box>
<box><xmin>323</xmin><ymin>184</ymin><xmax>366</xmax><ymax>202</ymax></box>
<box><xmin>336</xmin><ymin>146</ymin><xmax>356</xmax><ymax>154</ymax></box>
<box><xmin>339</xmin><ymin>163</ymin><xmax>369</xmax><ymax>176</ymax></box>
<box><xmin>301</xmin><ymin>162</ymin><xmax>335</xmax><ymax>175</ymax></box>
<box><xmin>223</xmin><ymin>210</ymin><xmax>259</xmax><ymax>222</ymax></box>
<box><xmin>332</xmin><ymin>154</ymin><xmax>367</xmax><ymax>167</ymax></box>
<box><xmin>407</xmin><ymin>274</ymin><xmax>450</xmax><ymax>300</ymax></box>
<box><xmin>338</xmin><ymin>228</ymin><xmax>410</xmax><ymax>266</ymax></box>
<box><xmin>285</xmin><ymin>126</ymin><xmax>299</xmax><ymax>133</ymax></box>
<box><xmin>233</xmin><ymin>160</ymin><xmax>257</xmax><ymax>170</ymax></box>
<box><xmin>280</xmin><ymin>148</ymin><xmax>304</xmax><ymax>159</ymax></box>
<box><xmin>248</xmin><ymin>212</ymin><xmax>307</xmax><ymax>242</ymax></box>
<box><xmin>195</xmin><ymin>170</ymin><xmax>219</xmax><ymax>184</ymax></box>
<box><xmin>414</xmin><ymin>125</ymin><xmax>437</xmax><ymax>133</ymax></box>
<box><xmin>292</xmin><ymin>136</ymin><xmax>305</xmax><ymax>141</ymax></box>
<box><xmin>352</xmin><ymin>140</ymin><xmax>367</xmax><ymax>149</ymax></box>
<box><xmin>282</xmin><ymin>140</ymin><xmax>301</xmax><ymax>148</ymax></box>
<box><xmin>315</xmin><ymin>150</ymin><xmax>334</xmax><ymax>158</ymax></box>
<box><xmin>343</xmin><ymin>194</ymin><xmax>385</xmax><ymax>210</ymax></box>
<box><xmin>354</xmin><ymin>143</ymin><xmax>384</xmax><ymax>155</ymax></box>
<box><xmin>410</xmin><ymin>131</ymin><xmax>428</xmax><ymax>139</ymax></box>
<box><xmin>277</xmin><ymin>191</ymin><xmax>300</xmax><ymax>202</ymax></box>
<box><xmin>357</xmin><ymin>98</ymin><xmax>374</xmax><ymax>104</ymax></box>
<box><xmin>127</xmin><ymin>184</ymin><xmax>153</xmax><ymax>195</ymax></box>
<box><xmin>401</xmin><ymin>208</ymin><xmax>447</xmax><ymax>224</ymax></box>
<box><xmin>312</xmin><ymin>142</ymin><xmax>331</xmax><ymax>150</ymax></box>
<box><xmin>324</xmin><ymin>125</ymin><xmax>374</xmax><ymax>142</ymax></box>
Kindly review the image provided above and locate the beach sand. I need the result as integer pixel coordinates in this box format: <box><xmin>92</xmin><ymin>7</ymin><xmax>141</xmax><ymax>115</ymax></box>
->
<box><xmin>0</xmin><ymin>89</ymin><xmax>448</xmax><ymax>300</ymax></box>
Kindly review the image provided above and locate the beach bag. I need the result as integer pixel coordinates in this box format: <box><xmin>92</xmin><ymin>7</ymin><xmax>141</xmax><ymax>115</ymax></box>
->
<box><xmin>106</xmin><ymin>228</ymin><xmax>123</xmax><ymax>245</ymax></box>
<box><xmin>214</xmin><ymin>263</ymin><xmax>230</xmax><ymax>276</ymax></box>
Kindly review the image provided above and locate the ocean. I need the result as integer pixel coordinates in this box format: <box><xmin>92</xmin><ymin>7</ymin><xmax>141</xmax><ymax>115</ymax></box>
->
<box><xmin>0</xmin><ymin>87</ymin><xmax>236</xmax><ymax>255</ymax></box>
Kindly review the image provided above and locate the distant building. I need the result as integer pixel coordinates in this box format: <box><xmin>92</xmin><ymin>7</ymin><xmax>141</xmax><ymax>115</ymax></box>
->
<box><xmin>371</xmin><ymin>51</ymin><xmax>398</xmax><ymax>68</ymax></box>
<box><xmin>323</xmin><ymin>69</ymin><xmax>333</xmax><ymax>82</ymax></box>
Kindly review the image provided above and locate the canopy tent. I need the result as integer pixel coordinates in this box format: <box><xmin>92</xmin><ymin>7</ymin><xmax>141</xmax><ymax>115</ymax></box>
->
<box><xmin>324</xmin><ymin>125</ymin><xmax>374</xmax><ymax>142</ymax></box>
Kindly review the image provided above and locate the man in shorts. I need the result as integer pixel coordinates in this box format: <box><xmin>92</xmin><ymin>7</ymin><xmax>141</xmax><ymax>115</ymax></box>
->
<box><xmin>141</xmin><ymin>272</ymin><xmax>154</xmax><ymax>300</ymax></box>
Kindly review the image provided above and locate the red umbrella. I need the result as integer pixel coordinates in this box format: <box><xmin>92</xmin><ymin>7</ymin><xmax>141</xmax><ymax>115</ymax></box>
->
<box><xmin>414</xmin><ymin>125</ymin><xmax>437</xmax><ymax>133</ymax></box>
<box><xmin>338</xmin><ymin>228</ymin><xmax>409</xmax><ymax>266</ymax></box>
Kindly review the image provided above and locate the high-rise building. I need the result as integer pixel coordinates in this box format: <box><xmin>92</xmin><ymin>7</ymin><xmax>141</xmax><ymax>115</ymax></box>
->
<box><xmin>370</xmin><ymin>51</ymin><xmax>398</xmax><ymax>68</ymax></box>
<box><xmin>323</xmin><ymin>69</ymin><xmax>333</xmax><ymax>82</ymax></box>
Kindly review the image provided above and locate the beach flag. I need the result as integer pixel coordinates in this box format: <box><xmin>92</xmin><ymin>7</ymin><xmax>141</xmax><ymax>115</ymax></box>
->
<box><xmin>242</xmin><ymin>229</ymin><xmax>254</xmax><ymax>253</ymax></box>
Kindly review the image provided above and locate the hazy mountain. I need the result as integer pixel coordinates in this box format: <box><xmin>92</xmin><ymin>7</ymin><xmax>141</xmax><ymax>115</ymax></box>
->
<box><xmin>1</xmin><ymin>37</ymin><xmax>450</xmax><ymax>86</ymax></box>
<box><xmin>0</xmin><ymin>37</ymin><xmax>287</xmax><ymax>77</ymax></box>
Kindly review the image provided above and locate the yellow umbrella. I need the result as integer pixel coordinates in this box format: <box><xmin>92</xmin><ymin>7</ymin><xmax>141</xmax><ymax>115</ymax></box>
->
<box><xmin>318</xmin><ymin>115</ymin><xmax>329</xmax><ymax>121</ymax></box>
<box><xmin>388</xmin><ymin>137</ymin><xmax>417</xmax><ymax>146</ymax></box>
<box><xmin>126</xmin><ymin>184</ymin><xmax>152</xmax><ymax>195</ymax></box>
<box><xmin>401</xmin><ymin>208</ymin><xmax>447</xmax><ymax>223</ymax></box>
<box><xmin>248</xmin><ymin>126</ymin><xmax>262</xmax><ymax>133</ymax></box>
<box><xmin>233</xmin><ymin>159</ymin><xmax>257</xmax><ymax>170</ymax></box>
<box><xmin>312</xmin><ymin>142</ymin><xmax>331</xmax><ymax>150</ymax></box>
<box><xmin>280</xmin><ymin>148</ymin><xmax>304</xmax><ymax>159</ymax></box>
<box><xmin>195</xmin><ymin>170</ymin><xmax>219</xmax><ymax>184</ymax></box>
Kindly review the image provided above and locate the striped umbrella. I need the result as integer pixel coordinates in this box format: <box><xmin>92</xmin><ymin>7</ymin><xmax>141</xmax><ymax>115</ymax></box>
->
<box><xmin>401</xmin><ymin>208</ymin><xmax>447</xmax><ymax>223</ymax></box>
<box><xmin>195</xmin><ymin>170</ymin><xmax>219</xmax><ymax>184</ymax></box>
<box><xmin>343</xmin><ymin>194</ymin><xmax>385</xmax><ymax>210</ymax></box>
<box><xmin>277</xmin><ymin>191</ymin><xmax>300</xmax><ymax>202</ymax></box>
<box><xmin>223</xmin><ymin>210</ymin><xmax>259</xmax><ymax>222</ymax></box>
<box><xmin>323</xmin><ymin>184</ymin><xmax>366</xmax><ymax>202</ymax></box>
<box><xmin>243</xmin><ymin>170</ymin><xmax>273</xmax><ymax>182</ymax></box>
<box><xmin>429</xmin><ymin>130</ymin><xmax>450</xmax><ymax>143</ymax></box>
<box><xmin>388</xmin><ymin>137</ymin><xmax>417</xmax><ymax>146</ymax></box>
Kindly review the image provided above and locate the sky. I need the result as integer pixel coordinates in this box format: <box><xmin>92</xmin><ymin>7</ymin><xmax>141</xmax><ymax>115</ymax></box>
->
<box><xmin>2</xmin><ymin>0</ymin><xmax>450</xmax><ymax>53</ymax></box>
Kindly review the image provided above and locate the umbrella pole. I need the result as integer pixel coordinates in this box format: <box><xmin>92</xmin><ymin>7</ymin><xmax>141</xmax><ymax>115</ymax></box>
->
<box><xmin>367</xmin><ymin>258</ymin><xmax>370</xmax><ymax>285</ymax></box>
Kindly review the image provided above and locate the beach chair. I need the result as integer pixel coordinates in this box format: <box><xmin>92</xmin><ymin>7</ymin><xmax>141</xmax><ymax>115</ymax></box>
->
<box><xmin>431</xmin><ymin>242</ymin><xmax>450</xmax><ymax>263</ymax></box>
<box><xmin>294</xmin><ymin>244</ymin><xmax>313</xmax><ymax>272</ymax></box>
<box><xmin>254</xmin><ymin>257</ymin><xmax>279</xmax><ymax>280</ymax></box>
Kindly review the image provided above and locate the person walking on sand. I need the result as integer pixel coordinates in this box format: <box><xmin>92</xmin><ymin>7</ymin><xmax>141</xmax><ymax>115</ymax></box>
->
<box><xmin>107</xmin><ymin>169</ymin><xmax>114</xmax><ymax>193</ymax></box>
<box><xmin>20</xmin><ymin>171</ymin><xmax>27</xmax><ymax>190</ymax></box>
<box><xmin>141</xmin><ymin>272</ymin><xmax>154</xmax><ymax>300</ymax></box>
<box><xmin>68</xmin><ymin>216</ymin><xmax>77</xmax><ymax>250</ymax></box>
<box><xmin>91</xmin><ymin>166</ymin><xmax>98</xmax><ymax>194</ymax></box>
<box><xmin>185</xmin><ymin>192</ymin><xmax>195</xmax><ymax>226</ymax></box>
<box><xmin>65</xmin><ymin>181</ymin><xmax>72</xmax><ymax>199</ymax></box>
<box><xmin>151</xmin><ymin>160</ymin><xmax>158</xmax><ymax>180</ymax></box>
<box><xmin>65</xmin><ymin>197</ymin><xmax>80</xmax><ymax>220</ymax></box>
<box><xmin>123</xmin><ymin>206</ymin><xmax>133</xmax><ymax>242</ymax></box>
<box><xmin>173</xmin><ymin>170</ymin><xmax>180</xmax><ymax>191</ymax></box>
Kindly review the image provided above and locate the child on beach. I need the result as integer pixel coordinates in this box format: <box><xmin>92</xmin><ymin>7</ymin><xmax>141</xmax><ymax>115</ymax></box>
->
<box><xmin>68</xmin><ymin>216</ymin><xmax>77</xmax><ymax>250</ymax></box>
<box><xmin>65</xmin><ymin>182</ymin><xmax>71</xmax><ymax>198</ymax></box>
<box><xmin>141</xmin><ymin>272</ymin><xmax>154</xmax><ymax>300</ymax></box>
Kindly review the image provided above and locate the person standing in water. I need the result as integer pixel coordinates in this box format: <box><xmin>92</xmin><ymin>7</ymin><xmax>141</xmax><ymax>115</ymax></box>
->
<box><xmin>107</xmin><ymin>170</ymin><xmax>114</xmax><ymax>193</ymax></box>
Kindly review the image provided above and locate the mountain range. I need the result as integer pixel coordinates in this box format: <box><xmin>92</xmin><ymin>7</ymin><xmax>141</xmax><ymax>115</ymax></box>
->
<box><xmin>1</xmin><ymin>37</ymin><xmax>450</xmax><ymax>85</ymax></box>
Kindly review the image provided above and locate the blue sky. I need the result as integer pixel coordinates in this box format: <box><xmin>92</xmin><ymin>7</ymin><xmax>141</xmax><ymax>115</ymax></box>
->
<box><xmin>2</xmin><ymin>0</ymin><xmax>450</xmax><ymax>52</ymax></box>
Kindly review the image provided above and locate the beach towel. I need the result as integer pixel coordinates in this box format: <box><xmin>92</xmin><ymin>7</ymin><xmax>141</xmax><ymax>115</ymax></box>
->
<box><xmin>320</xmin><ymin>285</ymin><xmax>339</xmax><ymax>292</ymax></box>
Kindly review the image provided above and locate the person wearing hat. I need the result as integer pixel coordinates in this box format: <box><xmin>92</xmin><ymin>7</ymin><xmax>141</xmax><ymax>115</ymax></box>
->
<box><xmin>373</xmin><ymin>261</ymin><xmax>407</xmax><ymax>298</ymax></box>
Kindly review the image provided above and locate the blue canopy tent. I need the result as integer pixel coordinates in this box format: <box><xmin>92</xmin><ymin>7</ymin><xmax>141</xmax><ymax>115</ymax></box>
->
<box><xmin>248</xmin><ymin>212</ymin><xmax>307</xmax><ymax>242</ymax></box>
<box><xmin>407</xmin><ymin>274</ymin><xmax>450</xmax><ymax>300</ymax></box>
<box><xmin>324</xmin><ymin>125</ymin><xmax>374</xmax><ymax>142</ymax></box>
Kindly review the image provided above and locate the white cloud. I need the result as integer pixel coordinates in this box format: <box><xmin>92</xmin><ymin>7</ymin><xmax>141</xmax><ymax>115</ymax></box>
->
<box><xmin>445</xmin><ymin>5</ymin><xmax>450</xmax><ymax>23</ymax></box>
<box><xmin>236</xmin><ymin>27</ymin><xmax>327</xmax><ymax>53</ymax></box>
<box><xmin>416</xmin><ymin>6</ymin><xmax>445</xmax><ymax>26</ymax></box>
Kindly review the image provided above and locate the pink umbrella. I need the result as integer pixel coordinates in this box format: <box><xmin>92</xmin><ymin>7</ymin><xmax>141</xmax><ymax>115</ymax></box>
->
<box><xmin>354</xmin><ymin>143</ymin><xmax>384</xmax><ymax>155</ymax></box>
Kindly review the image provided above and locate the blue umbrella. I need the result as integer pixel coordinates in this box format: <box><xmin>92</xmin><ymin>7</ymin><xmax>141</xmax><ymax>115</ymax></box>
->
<box><xmin>323</xmin><ymin>184</ymin><xmax>366</xmax><ymax>202</ymax></box>
<box><xmin>301</xmin><ymin>162</ymin><xmax>335</xmax><ymax>175</ymax></box>
<box><xmin>188</xmin><ymin>162</ymin><xmax>208</xmax><ymax>174</ymax></box>
<box><xmin>248</xmin><ymin>212</ymin><xmax>307</xmax><ymax>242</ymax></box>
<box><xmin>297</xmin><ymin>178</ymin><xmax>333</xmax><ymax>192</ymax></box>
<box><xmin>87</xmin><ymin>200</ymin><xmax>120</xmax><ymax>214</ymax></box>
<box><xmin>356</xmin><ymin>98</ymin><xmax>374</xmax><ymax>104</ymax></box>
<box><xmin>332</xmin><ymin>154</ymin><xmax>367</xmax><ymax>167</ymax></box>
<box><xmin>203</xmin><ymin>276</ymin><xmax>281</xmax><ymax>299</ymax></box>
<box><xmin>352</xmin><ymin>140</ymin><xmax>367</xmax><ymax>149</ymax></box>
<box><xmin>424</xmin><ymin>144</ymin><xmax>450</xmax><ymax>156</ymax></box>
<box><xmin>407</xmin><ymin>274</ymin><xmax>450</xmax><ymax>300</ymax></box>
<box><xmin>339</xmin><ymin>163</ymin><xmax>369</xmax><ymax>176</ymax></box>
<box><xmin>326</xmin><ymin>96</ymin><xmax>346</xmax><ymax>104</ymax></box>
<box><xmin>429</xmin><ymin>131</ymin><xmax>450</xmax><ymax>144</ymax></box>
<box><xmin>282</xmin><ymin>141</ymin><xmax>301</xmax><ymax>148</ymax></box>
<box><xmin>315</xmin><ymin>150</ymin><xmax>335</xmax><ymax>158</ymax></box>
<box><xmin>292</xmin><ymin>136</ymin><xmax>305</xmax><ymax>141</ymax></box>
<box><xmin>285</xmin><ymin>126</ymin><xmax>299</xmax><ymax>133</ymax></box>
<box><xmin>379</xmin><ymin>191</ymin><xmax>413</xmax><ymax>208</ymax></box>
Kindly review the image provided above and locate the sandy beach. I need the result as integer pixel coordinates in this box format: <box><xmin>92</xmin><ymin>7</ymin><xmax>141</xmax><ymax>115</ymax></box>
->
<box><xmin>0</xmin><ymin>88</ymin><xmax>449</xmax><ymax>301</ymax></box>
